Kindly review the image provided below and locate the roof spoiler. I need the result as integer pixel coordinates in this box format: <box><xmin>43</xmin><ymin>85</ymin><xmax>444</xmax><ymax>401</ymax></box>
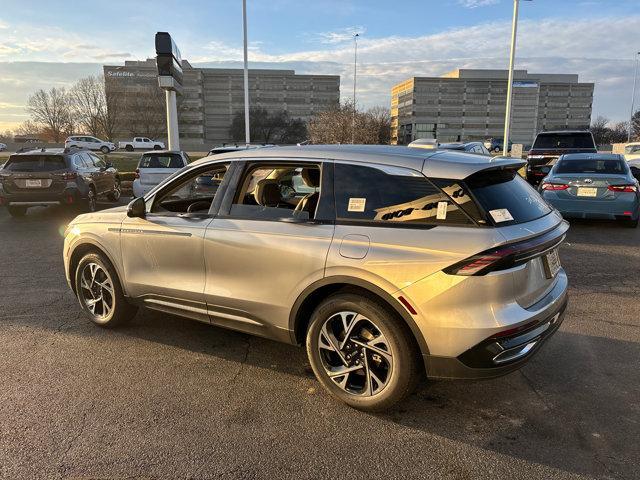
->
<box><xmin>423</xmin><ymin>153</ymin><xmax>526</xmax><ymax>180</ymax></box>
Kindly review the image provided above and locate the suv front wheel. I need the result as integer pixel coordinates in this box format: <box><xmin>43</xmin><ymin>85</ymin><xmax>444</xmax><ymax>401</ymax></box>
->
<box><xmin>74</xmin><ymin>252</ymin><xmax>137</xmax><ymax>327</ymax></box>
<box><xmin>306</xmin><ymin>293</ymin><xmax>421</xmax><ymax>411</ymax></box>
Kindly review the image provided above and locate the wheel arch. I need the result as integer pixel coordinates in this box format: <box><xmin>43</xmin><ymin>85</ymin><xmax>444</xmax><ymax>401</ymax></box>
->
<box><xmin>68</xmin><ymin>240</ymin><xmax>124</xmax><ymax>296</ymax></box>
<box><xmin>289</xmin><ymin>276</ymin><xmax>430</xmax><ymax>357</ymax></box>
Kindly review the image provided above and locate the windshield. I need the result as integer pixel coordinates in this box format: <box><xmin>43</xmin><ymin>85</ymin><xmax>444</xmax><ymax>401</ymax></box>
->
<box><xmin>4</xmin><ymin>155</ymin><xmax>67</xmax><ymax>172</ymax></box>
<box><xmin>465</xmin><ymin>170</ymin><xmax>551</xmax><ymax>225</ymax></box>
<box><xmin>533</xmin><ymin>132</ymin><xmax>595</xmax><ymax>149</ymax></box>
<box><xmin>555</xmin><ymin>158</ymin><xmax>627</xmax><ymax>175</ymax></box>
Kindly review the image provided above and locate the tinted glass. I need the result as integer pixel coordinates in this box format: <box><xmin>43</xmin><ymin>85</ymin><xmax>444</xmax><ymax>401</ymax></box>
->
<box><xmin>555</xmin><ymin>159</ymin><xmax>626</xmax><ymax>174</ymax></box>
<box><xmin>72</xmin><ymin>155</ymin><xmax>86</xmax><ymax>168</ymax></box>
<box><xmin>465</xmin><ymin>171</ymin><xmax>550</xmax><ymax>225</ymax></box>
<box><xmin>335</xmin><ymin>163</ymin><xmax>472</xmax><ymax>225</ymax></box>
<box><xmin>4</xmin><ymin>155</ymin><xmax>67</xmax><ymax>172</ymax></box>
<box><xmin>139</xmin><ymin>154</ymin><xmax>184</xmax><ymax>169</ymax></box>
<box><xmin>533</xmin><ymin>132</ymin><xmax>595</xmax><ymax>149</ymax></box>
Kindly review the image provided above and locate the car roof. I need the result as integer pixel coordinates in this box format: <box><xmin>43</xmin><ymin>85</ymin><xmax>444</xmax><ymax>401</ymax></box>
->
<box><xmin>191</xmin><ymin>144</ymin><xmax>524</xmax><ymax>180</ymax></box>
<box><xmin>141</xmin><ymin>150</ymin><xmax>184</xmax><ymax>155</ymax></box>
<box><xmin>11</xmin><ymin>148</ymin><xmax>68</xmax><ymax>156</ymax></box>
<box><xmin>560</xmin><ymin>153</ymin><xmax>622</xmax><ymax>161</ymax></box>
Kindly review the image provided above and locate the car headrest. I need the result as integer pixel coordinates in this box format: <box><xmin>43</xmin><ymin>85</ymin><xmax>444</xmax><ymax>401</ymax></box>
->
<box><xmin>301</xmin><ymin>168</ymin><xmax>320</xmax><ymax>188</ymax></box>
<box><xmin>254</xmin><ymin>179</ymin><xmax>281</xmax><ymax>207</ymax></box>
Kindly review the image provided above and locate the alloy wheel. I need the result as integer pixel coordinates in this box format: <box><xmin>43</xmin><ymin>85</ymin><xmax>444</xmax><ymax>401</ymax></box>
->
<box><xmin>317</xmin><ymin>311</ymin><xmax>393</xmax><ymax>396</ymax></box>
<box><xmin>79</xmin><ymin>262</ymin><xmax>114</xmax><ymax>319</ymax></box>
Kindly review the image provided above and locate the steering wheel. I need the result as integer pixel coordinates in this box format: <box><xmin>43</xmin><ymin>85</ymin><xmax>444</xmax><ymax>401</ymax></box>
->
<box><xmin>187</xmin><ymin>200</ymin><xmax>211</xmax><ymax>213</ymax></box>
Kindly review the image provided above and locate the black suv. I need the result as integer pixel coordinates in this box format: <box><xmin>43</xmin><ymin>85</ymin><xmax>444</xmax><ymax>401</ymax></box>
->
<box><xmin>526</xmin><ymin>130</ymin><xmax>597</xmax><ymax>184</ymax></box>
<box><xmin>0</xmin><ymin>148</ymin><xmax>121</xmax><ymax>217</ymax></box>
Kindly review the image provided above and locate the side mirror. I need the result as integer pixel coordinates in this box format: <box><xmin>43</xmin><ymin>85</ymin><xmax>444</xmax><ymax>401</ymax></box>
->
<box><xmin>127</xmin><ymin>196</ymin><xmax>146</xmax><ymax>218</ymax></box>
<box><xmin>630</xmin><ymin>166</ymin><xmax>640</xmax><ymax>182</ymax></box>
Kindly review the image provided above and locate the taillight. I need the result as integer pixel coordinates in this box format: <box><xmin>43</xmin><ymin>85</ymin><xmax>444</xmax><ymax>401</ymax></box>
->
<box><xmin>607</xmin><ymin>185</ymin><xmax>637</xmax><ymax>193</ymax></box>
<box><xmin>134</xmin><ymin>168</ymin><xmax>140</xmax><ymax>179</ymax></box>
<box><xmin>541</xmin><ymin>183</ymin><xmax>568</xmax><ymax>191</ymax></box>
<box><xmin>444</xmin><ymin>228</ymin><xmax>566</xmax><ymax>276</ymax></box>
<box><xmin>62</xmin><ymin>172</ymin><xmax>77</xmax><ymax>180</ymax></box>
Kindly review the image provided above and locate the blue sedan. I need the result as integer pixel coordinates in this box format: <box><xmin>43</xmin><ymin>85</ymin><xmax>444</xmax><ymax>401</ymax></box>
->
<box><xmin>538</xmin><ymin>153</ymin><xmax>640</xmax><ymax>228</ymax></box>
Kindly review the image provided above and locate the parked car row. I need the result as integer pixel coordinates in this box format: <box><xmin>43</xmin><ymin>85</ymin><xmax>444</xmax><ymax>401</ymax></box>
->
<box><xmin>63</xmin><ymin>136</ymin><xmax>165</xmax><ymax>153</ymax></box>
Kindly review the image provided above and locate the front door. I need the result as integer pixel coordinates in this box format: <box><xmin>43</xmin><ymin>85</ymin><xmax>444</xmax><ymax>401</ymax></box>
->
<box><xmin>203</xmin><ymin>160</ymin><xmax>335</xmax><ymax>339</ymax></box>
<box><xmin>120</xmin><ymin>161</ymin><xmax>231</xmax><ymax>321</ymax></box>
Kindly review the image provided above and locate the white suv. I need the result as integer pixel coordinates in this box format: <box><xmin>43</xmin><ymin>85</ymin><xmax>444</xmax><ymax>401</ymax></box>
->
<box><xmin>65</xmin><ymin>136</ymin><xmax>116</xmax><ymax>154</ymax></box>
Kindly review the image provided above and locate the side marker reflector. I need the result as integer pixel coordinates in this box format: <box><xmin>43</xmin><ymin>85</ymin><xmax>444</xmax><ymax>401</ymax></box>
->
<box><xmin>398</xmin><ymin>295</ymin><xmax>417</xmax><ymax>315</ymax></box>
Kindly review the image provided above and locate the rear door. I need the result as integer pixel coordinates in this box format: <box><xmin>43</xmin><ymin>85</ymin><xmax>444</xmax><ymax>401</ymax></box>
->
<box><xmin>203</xmin><ymin>160</ymin><xmax>334</xmax><ymax>338</ymax></box>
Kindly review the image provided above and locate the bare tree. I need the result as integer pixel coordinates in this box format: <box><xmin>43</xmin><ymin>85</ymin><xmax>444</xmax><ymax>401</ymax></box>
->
<box><xmin>308</xmin><ymin>100</ymin><xmax>388</xmax><ymax>145</ymax></box>
<box><xmin>14</xmin><ymin>120</ymin><xmax>42</xmax><ymax>138</ymax></box>
<box><xmin>26</xmin><ymin>88</ymin><xmax>72</xmax><ymax>142</ymax></box>
<box><xmin>69</xmin><ymin>76</ymin><xmax>103</xmax><ymax>137</ymax></box>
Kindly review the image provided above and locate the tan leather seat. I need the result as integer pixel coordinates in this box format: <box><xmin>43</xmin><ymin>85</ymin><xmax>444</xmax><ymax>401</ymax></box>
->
<box><xmin>254</xmin><ymin>179</ymin><xmax>282</xmax><ymax>207</ymax></box>
<box><xmin>294</xmin><ymin>168</ymin><xmax>320</xmax><ymax>216</ymax></box>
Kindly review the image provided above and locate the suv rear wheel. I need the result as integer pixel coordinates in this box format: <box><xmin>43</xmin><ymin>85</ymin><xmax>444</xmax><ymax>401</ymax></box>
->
<box><xmin>125</xmin><ymin>145</ymin><xmax>134</xmax><ymax>152</ymax></box>
<box><xmin>306</xmin><ymin>293</ymin><xmax>421</xmax><ymax>411</ymax></box>
<box><xmin>100</xmin><ymin>146</ymin><xmax>110</xmax><ymax>154</ymax></box>
<box><xmin>74</xmin><ymin>252</ymin><xmax>137</xmax><ymax>327</ymax></box>
<box><xmin>7</xmin><ymin>206</ymin><xmax>27</xmax><ymax>217</ymax></box>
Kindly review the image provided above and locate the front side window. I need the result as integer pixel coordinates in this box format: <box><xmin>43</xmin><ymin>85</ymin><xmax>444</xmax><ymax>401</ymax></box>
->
<box><xmin>151</xmin><ymin>162</ymin><xmax>229</xmax><ymax>215</ymax></box>
<box><xmin>334</xmin><ymin>163</ymin><xmax>472</xmax><ymax>225</ymax></box>
<box><xmin>230</xmin><ymin>163</ymin><xmax>322</xmax><ymax>221</ymax></box>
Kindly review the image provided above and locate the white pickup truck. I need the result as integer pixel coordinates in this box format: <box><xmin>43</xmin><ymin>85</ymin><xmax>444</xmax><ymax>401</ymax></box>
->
<box><xmin>118</xmin><ymin>137</ymin><xmax>165</xmax><ymax>152</ymax></box>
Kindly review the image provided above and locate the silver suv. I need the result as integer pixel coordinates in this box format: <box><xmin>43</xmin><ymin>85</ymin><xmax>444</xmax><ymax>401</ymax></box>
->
<box><xmin>63</xmin><ymin>145</ymin><xmax>568</xmax><ymax>410</ymax></box>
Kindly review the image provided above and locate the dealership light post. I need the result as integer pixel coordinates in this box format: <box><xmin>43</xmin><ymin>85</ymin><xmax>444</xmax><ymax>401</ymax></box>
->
<box><xmin>352</xmin><ymin>33</ymin><xmax>359</xmax><ymax>144</ymax></box>
<box><xmin>503</xmin><ymin>0</ymin><xmax>530</xmax><ymax>154</ymax></box>
<box><xmin>628</xmin><ymin>51</ymin><xmax>640</xmax><ymax>142</ymax></box>
<box><xmin>155</xmin><ymin>32</ymin><xmax>183</xmax><ymax>151</ymax></box>
<box><xmin>242</xmin><ymin>0</ymin><xmax>251</xmax><ymax>147</ymax></box>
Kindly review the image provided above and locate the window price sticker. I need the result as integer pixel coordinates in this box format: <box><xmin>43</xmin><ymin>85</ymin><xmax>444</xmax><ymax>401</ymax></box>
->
<box><xmin>436</xmin><ymin>201</ymin><xmax>448</xmax><ymax>220</ymax></box>
<box><xmin>489</xmin><ymin>208</ymin><xmax>514</xmax><ymax>223</ymax></box>
<box><xmin>348</xmin><ymin>198</ymin><xmax>366</xmax><ymax>212</ymax></box>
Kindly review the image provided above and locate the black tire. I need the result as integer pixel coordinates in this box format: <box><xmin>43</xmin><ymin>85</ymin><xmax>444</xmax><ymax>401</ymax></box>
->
<box><xmin>153</xmin><ymin>145</ymin><xmax>162</xmax><ymax>150</ymax></box>
<box><xmin>74</xmin><ymin>252</ymin><xmax>137</xmax><ymax>328</ymax></box>
<box><xmin>624</xmin><ymin>218</ymin><xmax>638</xmax><ymax>228</ymax></box>
<box><xmin>7</xmin><ymin>206</ymin><xmax>27</xmax><ymax>217</ymax></box>
<box><xmin>306</xmin><ymin>293</ymin><xmax>421</xmax><ymax>411</ymax></box>
<box><xmin>107</xmin><ymin>179</ymin><xmax>121</xmax><ymax>202</ymax></box>
<box><xmin>125</xmin><ymin>144</ymin><xmax>133</xmax><ymax>152</ymax></box>
<box><xmin>100</xmin><ymin>146</ymin><xmax>110</xmax><ymax>154</ymax></box>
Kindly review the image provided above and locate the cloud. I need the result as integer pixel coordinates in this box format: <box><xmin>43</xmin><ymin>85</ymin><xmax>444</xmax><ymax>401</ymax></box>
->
<box><xmin>315</xmin><ymin>26</ymin><xmax>366</xmax><ymax>45</ymax></box>
<box><xmin>458</xmin><ymin>0</ymin><xmax>500</xmax><ymax>7</ymax></box>
<box><xmin>91</xmin><ymin>52</ymin><xmax>132</xmax><ymax>60</ymax></box>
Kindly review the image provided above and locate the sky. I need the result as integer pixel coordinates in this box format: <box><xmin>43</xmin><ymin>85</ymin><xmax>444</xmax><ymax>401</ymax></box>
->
<box><xmin>0</xmin><ymin>0</ymin><xmax>639</xmax><ymax>132</ymax></box>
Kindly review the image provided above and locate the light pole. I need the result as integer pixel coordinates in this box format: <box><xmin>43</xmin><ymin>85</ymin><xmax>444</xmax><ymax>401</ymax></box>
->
<box><xmin>352</xmin><ymin>33</ymin><xmax>359</xmax><ymax>144</ymax></box>
<box><xmin>628</xmin><ymin>51</ymin><xmax>640</xmax><ymax>142</ymax></box>
<box><xmin>242</xmin><ymin>0</ymin><xmax>250</xmax><ymax>147</ymax></box>
<box><xmin>503</xmin><ymin>0</ymin><xmax>530</xmax><ymax>154</ymax></box>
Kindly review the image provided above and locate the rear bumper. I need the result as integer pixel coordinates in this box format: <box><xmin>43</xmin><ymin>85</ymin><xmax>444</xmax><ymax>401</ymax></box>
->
<box><xmin>543</xmin><ymin>196</ymin><xmax>640</xmax><ymax>221</ymax></box>
<box><xmin>0</xmin><ymin>187</ymin><xmax>83</xmax><ymax>207</ymax></box>
<box><xmin>423</xmin><ymin>269</ymin><xmax>568</xmax><ymax>380</ymax></box>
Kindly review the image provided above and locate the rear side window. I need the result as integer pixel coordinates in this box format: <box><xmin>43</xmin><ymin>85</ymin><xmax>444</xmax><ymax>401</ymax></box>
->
<box><xmin>533</xmin><ymin>132</ymin><xmax>595</xmax><ymax>149</ymax></box>
<box><xmin>334</xmin><ymin>163</ymin><xmax>472</xmax><ymax>225</ymax></box>
<box><xmin>465</xmin><ymin>170</ymin><xmax>550</xmax><ymax>225</ymax></box>
<box><xmin>4</xmin><ymin>155</ymin><xmax>67</xmax><ymax>172</ymax></box>
<box><xmin>139</xmin><ymin>154</ymin><xmax>184</xmax><ymax>169</ymax></box>
<box><xmin>555</xmin><ymin>158</ymin><xmax>626</xmax><ymax>174</ymax></box>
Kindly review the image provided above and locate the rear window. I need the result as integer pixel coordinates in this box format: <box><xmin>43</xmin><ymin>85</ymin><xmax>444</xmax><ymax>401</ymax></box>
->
<box><xmin>334</xmin><ymin>163</ymin><xmax>473</xmax><ymax>226</ymax></box>
<box><xmin>138</xmin><ymin>154</ymin><xmax>184</xmax><ymax>169</ymax></box>
<box><xmin>4</xmin><ymin>155</ymin><xmax>67</xmax><ymax>172</ymax></box>
<box><xmin>533</xmin><ymin>132</ymin><xmax>595</xmax><ymax>149</ymax></box>
<box><xmin>555</xmin><ymin>158</ymin><xmax>626</xmax><ymax>174</ymax></box>
<box><xmin>465</xmin><ymin>170</ymin><xmax>551</xmax><ymax>225</ymax></box>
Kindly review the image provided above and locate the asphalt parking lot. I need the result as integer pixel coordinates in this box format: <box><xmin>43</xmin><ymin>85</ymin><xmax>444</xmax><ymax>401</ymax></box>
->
<box><xmin>0</xmin><ymin>199</ymin><xmax>638</xmax><ymax>480</ymax></box>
